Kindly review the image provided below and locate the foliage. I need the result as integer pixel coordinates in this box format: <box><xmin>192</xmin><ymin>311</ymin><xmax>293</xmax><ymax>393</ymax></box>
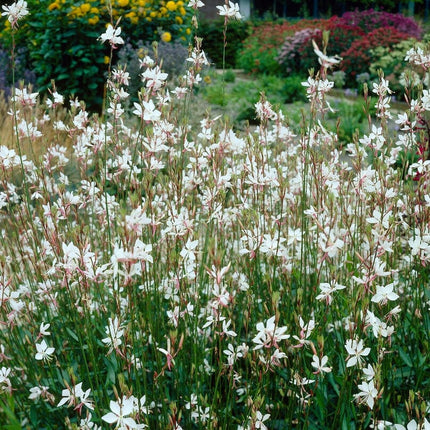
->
<box><xmin>2</xmin><ymin>2</ymin><xmax>430</xmax><ymax>429</ymax></box>
<box><xmin>338</xmin><ymin>9</ymin><xmax>423</xmax><ymax>39</ymax></box>
<box><xmin>369</xmin><ymin>37</ymin><xmax>430</xmax><ymax>94</ymax></box>
<box><xmin>328</xmin><ymin>70</ymin><xmax>346</xmax><ymax>88</ymax></box>
<box><xmin>240</xmin><ymin>10</ymin><xmax>423</xmax><ymax>87</ymax></box>
<box><xmin>279</xmin><ymin>19</ymin><xmax>365</xmax><ymax>76</ymax></box>
<box><xmin>199</xmin><ymin>18</ymin><xmax>250</xmax><ymax>69</ymax></box>
<box><xmin>326</xmin><ymin>98</ymin><xmax>371</xmax><ymax>143</ymax></box>
<box><xmin>201</xmin><ymin>73</ymin><xmax>306</xmax><ymax>124</ymax></box>
<box><xmin>276</xmin><ymin>27</ymin><xmax>321</xmax><ymax>74</ymax></box>
<box><xmin>0</xmin><ymin>44</ymin><xmax>35</xmax><ymax>97</ymax></box>
<box><xmin>222</xmin><ymin>69</ymin><xmax>236</xmax><ymax>83</ymax></box>
<box><xmin>340</xmin><ymin>27</ymin><xmax>412</xmax><ymax>88</ymax></box>
<box><xmin>281</xmin><ymin>74</ymin><xmax>308</xmax><ymax>103</ymax></box>
<box><xmin>116</xmin><ymin>39</ymin><xmax>189</xmax><ymax>101</ymax></box>
<box><xmin>237</xmin><ymin>19</ymin><xmax>322</xmax><ymax>74</ymax></box>
<box><xmin>0</xmin><ymin>0</ymin><xmax>193</xmax><ymax>110</ymax></box>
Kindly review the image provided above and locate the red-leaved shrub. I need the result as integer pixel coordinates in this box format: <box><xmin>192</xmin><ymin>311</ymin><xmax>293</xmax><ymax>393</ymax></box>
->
<box><xmin>339</xmin><ymin>9</ymin><xmax>422</xmax><ymax>39</ymax></box>
<box><xmin>295</xmin><ymin>18</ymin><xmax>365</xmax><ymax>74</ymax></box>
<box><xmin>340</xmin><ymin>26</ymin><xmax>412</xmax><ymax>85</ymax></box>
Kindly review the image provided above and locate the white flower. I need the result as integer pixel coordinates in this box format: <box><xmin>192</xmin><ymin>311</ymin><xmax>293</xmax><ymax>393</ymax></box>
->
<box><xmin>252</xmin><ymin>316</ymin><xmax>289</xmax><ymax>350</ymax></box>
<box><xmin>254</xmin><ymin>410</ymin><xmax>270</xmax><ymax>430</ymax></box>
<box><xmin>312</xmin><ymin>40</ymin><xmax>341</xmax><ymax>68</ymax></box>
<box><xmin>345</xmin><ymin>338</ymin><xmax>370</xmax><ymax>368</ymax></box>
<box><xmin>223</xmin><ymin>343</ymin><xmax>243</xmax><ymax>366</ymax></box>
<box><xmin>1</xmin><ymin>0</ymin><xmax>28</xmax><ymax>28</ymax></box>
<box><xmin>216</xmin><ymin>1</ymin><xmax>242</xmax><ymax>19</ymax></box>
<box><xmin>189</xmin><ymin>0</ymin><xmax>204</xmax><ymax>7</ymax></box>
<box><xmin>101</xmin><ymin>317</ymin><xmax>124</xmax><ymax>353</ymax></box>
<box><xmin>311</xmin><ymin>355</ymin><xmax>332</xmax><ymax>374</ymax></box>
<box><xmin>29</xmin><ymin>386</ymin><xmax>44</xmax><ymax>401</ymax></box>
<box><xmin>362</xmin><ymin>364</ymin><xmax>375</xmax><ymax>381</ymax></box>
<box><xmin>0</xmin><ymin>367</ymin><xmax>12</xmax><ymax>392</ymax></box>
<box><xmin>371</xmin><ymin>283</ymin><xmax>399</xmax><ymax>305</ymax></box>
<box><xmin>407</xmin><ymin>418</ymin><xmax>430</xmax><ymax>430</ymax></box>
<box><xmin>316</xmin><ymin>281</ymin><xmax>346</xmax><ymax>305</ymax></box>
<box><xmin>39</xmin><ymin>322</ymin><xmax>51</xmax><ymax>336</ymax></box>
<box><xmin>132</xmin><ymin>100</ymin><xmax>161</xmax><ymax>122</ymax></box>
<box><xmin>98</xmin><ymin>24</ymin><xmax>124</xmax><ymax>47</ymax></box>
<box><xmin>354</xmin><ymin>380</ymin><xmax>378</xmax><ymax>409</ymax></box>
<box><xmin>141</xmin><ymin>65</ymin><xmax>168</xmax><ymax>91</ymax></box>
<box><xmin>102</xmin><ymin>397</ymin><xmax>138</xmax><ymax>429</ymax></box>
<box><xmin>58</xmin><ymin>382</ymin><xmax>83</xmax><ymax>408</ymax></box>
<box><xmin>35</xmin><ymin>340</ymin><xmax>55</xmax><ymax>362</ymax></box>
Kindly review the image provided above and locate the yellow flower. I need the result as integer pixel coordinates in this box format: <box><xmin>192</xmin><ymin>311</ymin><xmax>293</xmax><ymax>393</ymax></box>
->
<box><xmin>88</xmin><ymin>16</ymin><xmax>99</xmax><ymax>24</ymax></box>
<box><xmin>203</xmin><ymin>75</ymin><xmax>211</xmax><ymax>84</ymax></box>
<box><xmin>177</xmin><ymin>0</ymin><xmax>184</xmax><ymax>5</ymax></box>
<box><xmin>161</xmin><ymin>31</ymin><xmax>172</xmax><ymax>42</ymax></box>
<box><xmin>90</xmin><ymin>7</ymin><xmax>99</xmax><ymax>13</ymax></box>
<box><xmin>80</xmin><ymin>3</ymin><xmax>91</xmax><ymax>13</ymax></box>
<box><xmin>175</xmin><ymin>16</ymin><xmax>183</xmax><ymax>24</ymax></box>
<box><xmin>160</xmin><ymin>6</ymin><xmax>167</xmax><ymax>14</ymax></box>
<box><xmin>48</xmin><ymin>2</ymin><xmax>60</xmax><ymax>11</ymax></box>
<box><xmin>138</xmin><ymin>0</ymin><xmax>146</xmax><ymax>6</ymax></box>
<box><xmin>125</xmin><ymin>11</ymin><xmax>138</xmax><ymax>24</ymax></box>
<box><xmin>117</xmin><ymin>0</ymin><xmax>129</xmax><ymax>7</ymax></box>
<box><xmin>150</xmin><ymin>11</ymin><xmax>157</xmax><ymax>17</ymax></box>
<box><xmin>166</xmin><ymin>1</ymin><xmax>177</xmax><ymax>11</ymax></box>
<box><xmin>179</xmin><ymin>6</ymin><xmax>186</xmax><ymax>15</ymax></box>
<box><xmin>185</xmin><ymin>27</ymin><xmax>191</xmax><ymax>35</ymax></box>
<box><xmin>104</xmin><ymin>56</ymin><xmax>110</xmax><ymax>64</ymax></box>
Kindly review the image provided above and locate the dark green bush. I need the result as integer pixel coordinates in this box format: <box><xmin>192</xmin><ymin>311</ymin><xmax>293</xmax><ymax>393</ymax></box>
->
<box><xmin>222</xmin><ymin>69</ymin><xmax>236</xmax><ymax>83</ymax></box>
<box><xmin>281</xmin><ymin>75</ymin><xmax>308</xmax><ymax>103</ymax></box>
<box><xmin>1</xmin><ymin>0</ymin><xmax>194</xmax><ymax>111</ymax></box>
<box><xmin>199</xmin><ymin>18</ymin><xmax>250</xmax><ymax>69</ymax></box>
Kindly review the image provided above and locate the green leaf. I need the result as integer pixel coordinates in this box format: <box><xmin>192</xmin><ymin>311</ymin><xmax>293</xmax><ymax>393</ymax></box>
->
<box><xmin>0</xmin><ymin>396</ymin><xmax>21</xmax><ymax>429</ymax></box>
<box><xmin>399</xmin><ymin>348</ymin><xmax>413</xmax><ymax>367</ymax></box>
<box><xmin>66</xmin><ymin>327</ymin><xmax>79</xmax><ymax>342</ymax></box>
<box><xmin>56</xmin><ymin>73</ymin><xmax>70</xmax><ymax>81</ymax></box>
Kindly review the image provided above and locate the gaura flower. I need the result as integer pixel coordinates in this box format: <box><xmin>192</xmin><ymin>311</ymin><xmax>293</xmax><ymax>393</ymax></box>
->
<box><xmin>98</xmin><ymin>24</ymin><xmax>124</xmax><ymax>48</ymax></box>
<box><xmin>345</xmin><ymin>338</ymin><xmax>370</xmax><ymax>368</ymax></box>
<box><xmin>216</xmin><ymin>1</ymin><xmax>241</xmax><ymax>19</ymax></box>
<box><xmin>102</xmin><ymin>397</ymin><xmax>138</xmax><ymax>428</ymax></box>
<box><xmin>188</xmin><ymin>0</ymin><xmax>204</xmax><ymax>7</ymax></box>
<box><xmin>35</xmin><ymin>340</ymin><xmax>55</xmax><ymax>362</ymax></box>
<box><xmin>1</xmin><ymin>0</ymin><xmax>29</xmax><ymax>28</ymax></box>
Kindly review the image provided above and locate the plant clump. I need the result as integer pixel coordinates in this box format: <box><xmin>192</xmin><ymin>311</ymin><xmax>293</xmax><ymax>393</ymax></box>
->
<box><xmin>0</xmin><ymin>1</ymin><xmax>430</xmax><ymax>429</ymax></box>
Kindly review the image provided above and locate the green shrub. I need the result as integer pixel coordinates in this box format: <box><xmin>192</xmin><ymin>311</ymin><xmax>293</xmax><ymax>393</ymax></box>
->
<box><xmin>222</xmin><ymin>69</ymin><xmax>236</xmax><ymax>83</ymax></box>
<box><xmin>340</xmin><ymin>26</ymin><xmax>412</xmax><ymax>88</ymax></box>
<box><xmin>369</xmin><ymin>37</ymin><xmax>430</xmax><ymax>94</ymax></box>
<box><xmin>281</xmin><ymin>75</ymin><xmax>308</xmax><ymax>103</ymax></box>
<box><xmin>199</xmin><ymin>18</ymin><xmax>250</xmax><ymax>69</ymax></box>
<box><xmin>26</xmin><ymin>3</ymin><xmax>106</xmax><ymax>111</ymax></box>
<box><xmin>117</xmin><ymin>40</ymin><xmax>189</xmax><ymax>102</ymax></box>
<box><xmin>0</xmin><ymin>0</ymin><xmax>194</xmax><ymax>110</ymax></box>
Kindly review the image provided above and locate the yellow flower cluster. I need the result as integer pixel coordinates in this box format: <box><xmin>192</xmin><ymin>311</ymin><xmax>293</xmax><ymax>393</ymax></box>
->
<box><xmin>48</xmin><ymin>0</ymin><xmax>65</xmax><ymax>12</ymax></box>
<box><xmin>4</xmin><ymin>0</ymin><xmax>193</xmax><ymax>44</ymax></box>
